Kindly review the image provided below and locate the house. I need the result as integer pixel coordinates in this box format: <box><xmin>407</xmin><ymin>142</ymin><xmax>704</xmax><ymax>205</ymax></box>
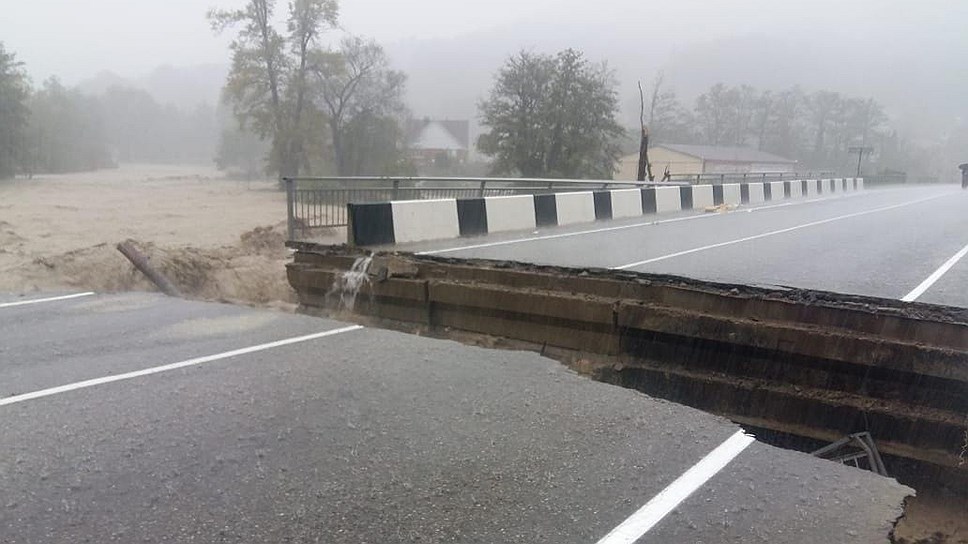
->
<box><xmin>617</xmin><ymin>144</ymin><xmax>798</xmax><ymax>180</ymax></box>
<box><xmin>408</xmin><ymin>119</ymin><xmax>470</xmax><ymax>168</ymax></box>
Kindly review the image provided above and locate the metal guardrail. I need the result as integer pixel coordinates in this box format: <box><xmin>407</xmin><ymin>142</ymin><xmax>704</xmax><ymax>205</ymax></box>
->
<box><xmin>666</xmin><ymin>171</ymin><xmax>835</xmax><ymax>184</ymax></box>
<box><xmin>284</xmin><ymin>173</ymin><xmax>834</xmax><ymax>239</ymax></box>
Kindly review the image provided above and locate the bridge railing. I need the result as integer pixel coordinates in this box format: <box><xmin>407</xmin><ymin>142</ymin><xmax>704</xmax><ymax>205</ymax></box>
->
<box><xmin>284</xmin><ymin>176</ymin><xmax>685</xmax><ymax>239</ymax></box>
<box><xmin>284</xmin><ymin>173</ymin><xmax>832</xmax><ymax>240</ymax></box>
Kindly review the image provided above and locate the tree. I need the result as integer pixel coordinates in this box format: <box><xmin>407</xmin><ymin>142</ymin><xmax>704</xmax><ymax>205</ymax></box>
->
<box><xmin>0</xmin><ymin>42</ymin><xmax>30</xmax><ymax>178</ymax></box>
<box><xmin>694</xmin><ymin>83</ymin><xmax>758</xmax><ymax>146</ymax></box>
<box><xmin>807</xmin><ymin>90</ymin><xmax>843</xmax><ymax>166</ymax></box>
<box><xmin>23</xmin><ymin>78</ymin><xmax>112</xmax><ymax>174</ymax></box>
<box><xmin>645</xmin><ymin>72</ymin><xmax>694</xmax><ymax>144</ymax></box>
<box><xmin>694</xmin><ymin>84</ymin><xmax>734</xmax><ymax>145</ymax></box>
<box><xmin>311</xmin><ymin>36</ymin><xmax>409</xmax><ymax>176</ymax></box>
<box><xmin>209</xmin><ymin>0</ymin><xmax>338</xmax><ymax>177</ymax></box>
<box><xmin>478</xmin><ymin>50</ymin><xmax>624</xmax><ymax>179</ymax></box>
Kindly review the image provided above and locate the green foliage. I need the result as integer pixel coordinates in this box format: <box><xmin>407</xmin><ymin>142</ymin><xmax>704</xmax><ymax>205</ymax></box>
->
<box><xmin>686</xmin><ymin>83</ymin><xmax>890</xmax><ymax>171</ymax></box>
<box><xmin>209</xmin><ymin>0</ymin><xmax>339</xmax><ymax>177</ymax></box>
<box><xmin>22</xmin><ymin>78</ymin><xmax>113</xmax><ymax>175</ymax></box>
<box><xmin>478</xmin><ymin>49</ymin><xmax>624</xmax><ymax>179</ymax></box>
<box><xmin>0</xmin><ymin>42</ymin><xmax>30</xmax><ymax>178</ymax></box>
<box><xmin>311</xmin><ymin>37</ymin><xmax>411</xmax><ymax>176</ymax></box>
<box><xmin>215</xmin><ymin>123</ymin><xmax>270</xmax><ymax>179</ymax></box>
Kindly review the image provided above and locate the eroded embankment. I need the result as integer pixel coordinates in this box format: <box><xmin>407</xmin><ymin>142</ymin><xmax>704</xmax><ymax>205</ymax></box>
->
<box><xmin>286</xmin><ymin>243</ymin><xmax>967</xmax><ymax>482</ymax></box>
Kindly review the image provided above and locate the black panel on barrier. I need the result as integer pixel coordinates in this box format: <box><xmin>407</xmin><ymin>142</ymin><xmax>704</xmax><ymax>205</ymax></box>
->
<box><xmin>593</xmin><ymin>191</ymin><xmax>613</xmax><ymax>220</ymax></box>
<box><xmin>457</xmin><ymin>198</ymin><xmax>488</xmax><ymax>237</ymax></box>
<box><xmin>534</xmin><ymin>194</ymin><xmax>558</xmax><ymax>227</ymax></box>
<box><xmin>713</xmin><ymin>185</ymin><xmax>724</xmax><ymax>205</ymax></box>
<box><xmin>680</xmin><ymin>186</ymin><xmax>693</xmax><ymax>209</ymax></box>
<box><xmin>348</xmin><ymin>203</ymin><xmax>395</xmax><ymax>246</ymax></box>
<box><xmin>642</xmin><ymin>188</ymin><xmax>658</xmax><ymax>213</ymax></box>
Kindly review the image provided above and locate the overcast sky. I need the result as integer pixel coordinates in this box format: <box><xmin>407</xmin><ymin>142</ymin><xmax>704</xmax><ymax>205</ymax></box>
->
<box><xmin>3</xmin><ymin>0</ymin><xmax>965</xmax><ymax>83</ymax></box>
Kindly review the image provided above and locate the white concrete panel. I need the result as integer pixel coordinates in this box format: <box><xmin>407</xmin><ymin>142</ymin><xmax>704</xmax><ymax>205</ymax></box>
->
<box><xmin>769</xmin><ymin>181</ymin><xmax>785</xmax><ymax>200</ymax></box>
<box><xmin>857</xmin><ymin>178</ymin><xmax>864</xmax><ymax>190</ymax></box>
<box><xmin>692</xmin><ymin>185</ymin><xmax>715</xmax><ymax>209</ymax></box>
<box><xmin>391</xmin><ymin>199</ymin><xmax>459</xmax><ymax>244</ymax></box>
<box><xmin>822</xmin><ymin>178</ymin><xmax>834</xmax><ymax>193</ymax></box>
<box><xmin>485</xmin><ymin>195</ymin><xmax>537</xmax><ymax>233</ymax></box>
<box><xmin>610</xmin><ymin>189</ymin><xmax>643</xmax><ymax>219</ymax></box>
<box><xmin>723</xmin><ymin>184</ymin><xmax>742</xmax><ymax>205</ymax></box>
<box><xmin>555</xmin><ymin>191</ymin><xmax>597</xmax><ymax>226</ymax></box>
<box><xmin>656</xmin><ymin>186</ymin><xmax>682</xmax><ymax>213</ymax></box>
<box><xmin>747</xmin><ymin>183</ymin><xmax>765</xmax><ymax>203</ymax></box>
<box><xmin>805</xmin><ymin>179</ymin><xmax>819</xmax><ymax>197</ymax></box>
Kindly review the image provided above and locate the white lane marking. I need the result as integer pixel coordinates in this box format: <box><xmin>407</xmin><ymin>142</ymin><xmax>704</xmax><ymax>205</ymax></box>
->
<box><xmin>417</xmin><ymin>192</ymin><xmax>868</xmax><ymax>256</ymax></box>
<box><xmin>615</xmin><ymin>193</ymin><xmax>949</xmax><ymax>270</ymax></box>
<box><xmin>0</xmin><ymin>292</ymin><xmax>95</xmax><ymax>309</ymax></box>
<box><xmin>0</xmin><ymin>325</ymin><xmax>363</xmax><ymax>407</ymax></box>
<box><xmin>901</xmin><ymin>242</ymin><xmax>968</xmax><ymax>302</ymax></box>
<box><xmin>595</xmin><ymin>430</ymin><xmax>755</xmax><ymax>544</ymax></box>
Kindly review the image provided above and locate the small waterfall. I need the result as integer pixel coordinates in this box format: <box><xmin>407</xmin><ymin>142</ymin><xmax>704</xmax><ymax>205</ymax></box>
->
<box><xmin>328</xmin><ymin>255</ymin><xmax>372</xmax><ymax>311</ymax></box>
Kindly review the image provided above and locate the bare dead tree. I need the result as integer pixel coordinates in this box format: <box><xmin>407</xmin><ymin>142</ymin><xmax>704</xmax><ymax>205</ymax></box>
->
<box><xmin>637</xmin><ymin>81</ymin><xmax>654</xmax><ymax>181</ymax></box>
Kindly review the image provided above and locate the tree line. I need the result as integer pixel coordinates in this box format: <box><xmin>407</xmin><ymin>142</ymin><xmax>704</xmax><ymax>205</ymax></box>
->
<box><xmin>476</xmin><ymin>54</ymin><xmax>929</xmax><ymax>179</ymax></box>
<box><xmin>1</xmin><ymin>14</ymin><xmax>941</xmax><ymax>182</ymax></box>
<box><xmin>644</xmin><ymin>77</ymin><xmax>918</xmax><ymax>174</ymax></box>
<box><xmin>0</xmin><ymin>42</ymin><xmax>221</xmax><ymax>179</ymax></box>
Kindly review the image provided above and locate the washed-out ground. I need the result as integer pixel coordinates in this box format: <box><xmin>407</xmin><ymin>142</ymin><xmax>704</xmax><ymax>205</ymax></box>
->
<box><xmin>0</xmin><ymin>164</ymin><xmax>340</xmax><ymax>307</ymax></box>
<box><xmin>0</xmin><ymin>164</ymin><xmax>963</xmax><ymax>542</ymax></box>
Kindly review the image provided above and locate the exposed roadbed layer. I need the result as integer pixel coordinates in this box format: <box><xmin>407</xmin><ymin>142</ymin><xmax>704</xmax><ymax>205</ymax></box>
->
<box><xmin>287</xmin><ymin>241</ymin><xmax>968</xmax><ymax>327</ymax></box>
<box><xmin>286</xmin><ymin>244</ymin><xmax>968</xmax><ymax>474</ymax></box>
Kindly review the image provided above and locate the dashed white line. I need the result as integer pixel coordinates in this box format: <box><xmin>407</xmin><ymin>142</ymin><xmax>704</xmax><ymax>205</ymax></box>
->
<box><xmin>901</xmin><ymin>242</ymin><xmax>968</xmax><ymax>302</ymax></box>
<box><xmin>416</xmin><ymin>193</ymin><xmax>867</xmax><ymax>256</ymax></box>
<box><xmin>0</xmin><ymin>292</ymin><xmax>95</xmax><ymax>309</ymax></box>
<box><xmin>0</xmin><ymin>325</ymin><xmax>363</xmax><ymax>407</ymax></box>
<box><xmin>614</xmin><ymin>193</ymin><xmax>949</xmax><ymax>270</ymax></box>
<box><xmin>595</xmin><ymin>430</ymin><xmax>756</xmax><ymax>544</ymax></box>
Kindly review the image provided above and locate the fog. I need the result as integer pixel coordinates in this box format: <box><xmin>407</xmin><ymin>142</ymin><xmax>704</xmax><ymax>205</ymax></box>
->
<box><xmin>2</xmin><ymin>0</ymin><xmax>967</xmax><ymax>177</ymax></box>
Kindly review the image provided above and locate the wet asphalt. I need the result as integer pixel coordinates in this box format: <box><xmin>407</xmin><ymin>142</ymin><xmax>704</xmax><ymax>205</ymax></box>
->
<box><xmin>0</xmin><ymin>293</ymin><xmax>911</xmax><ymax>543</ymax></box>
<box><xmin>400</xmin><ymin>185</ymin><xmax>968</xmax><ymax>308</ymax></box>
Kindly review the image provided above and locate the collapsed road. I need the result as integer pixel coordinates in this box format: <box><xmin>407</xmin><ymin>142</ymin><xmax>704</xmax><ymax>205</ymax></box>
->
<box><xmin>0</xmin><ymin>292</ymin><xmax>912</xmax><ymax>543</ymax></box>
<box><xmin>286</xmin><ymin>246</ymin><xmax>968</xmax><ymax>499</ymax></box>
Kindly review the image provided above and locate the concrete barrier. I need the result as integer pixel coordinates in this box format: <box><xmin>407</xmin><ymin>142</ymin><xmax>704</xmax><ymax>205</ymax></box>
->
<box><xmin>486</xmin><ymin>195</ymin><xmax>536</xmax><ymax>233</ymax></box>
<box><xmin>768</xmin><ymin>181</ymin><xmax>785</xmax><ymax>202</ymax></box>
<box><xmin>346</xmin><ymin>178</ymin><xmax>867</xmax><ymax>246</ymax></box>
<box><xmin>691</xmin><ymin>184</ymin><xmax>715</xmax><ymax>209</ymax></box>
<box><xmin>391</xmin><ymin>200</ymin><xmax>459</xmax><ymax>244</ymax></box>
<box><xmin>555</xmin><ymin>191</ymin><xmax>596</xmax><ymax>226</ymax></box>
<box><xmin>745</xmin><ymin>183</ymin><xmax>765</xmax><ymax>204</ymax></box>
<box><xmin>655</xmin><ymin>186</ymin><xmax>682</xmax><ymax>213</ymax></box>
<box><xmin>723</xmin><ymin>183</ymin><xmax>742</xmax><ymax>205</ymax></box>
<box><xmin>608</xmin><ymin>189</ymin><xmax>642</xmax><ymax>219</ymax></box>
<box><xmin>805</xmin><ymin>179</ymin><xmax>820</xmax><ymax>197</ymax></box>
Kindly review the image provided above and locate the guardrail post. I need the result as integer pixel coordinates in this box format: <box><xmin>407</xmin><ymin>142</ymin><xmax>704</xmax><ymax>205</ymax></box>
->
<box><xmin>479</xmin><ymin>180</ymin><xmax>487</xmax><ymax>197</ymax></box>
<box><xmin>392</xmin><ymin>179</ymin><xmax>400</xmax><ymax>200</ymax></box>
<box><xmin>285</xmin><ymin>177</ymin><xmax>295</xmax><ymax>241</ymax></box>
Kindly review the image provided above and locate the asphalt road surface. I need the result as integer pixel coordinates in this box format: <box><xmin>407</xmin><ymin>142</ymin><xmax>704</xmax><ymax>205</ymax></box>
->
<box><xmin>402</xmin><ymin>185</ymin><xmax>968</xmax><ymax>308</ymax></box>
<box><xmin>0</xmin><ymin>292</ymin><xmax>910</xmax><ymax>543</ymax></box>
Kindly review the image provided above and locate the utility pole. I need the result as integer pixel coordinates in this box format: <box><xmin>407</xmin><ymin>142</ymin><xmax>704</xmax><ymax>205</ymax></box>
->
<box><xmin>848</xmin><ymin>146</ymin><xmax>874</xmax><ymax>177</ymax></box>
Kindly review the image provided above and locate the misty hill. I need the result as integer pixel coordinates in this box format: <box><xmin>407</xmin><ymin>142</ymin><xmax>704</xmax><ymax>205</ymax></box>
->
<box><xmin>78</xmin><ymin>64</ymin><xmax>227</xmax><ymax>112</ymax></box>
<box><xmin>386</xmin><ymin>23</ymin><xmax>967</xmax><ymax>147</ymax></box>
